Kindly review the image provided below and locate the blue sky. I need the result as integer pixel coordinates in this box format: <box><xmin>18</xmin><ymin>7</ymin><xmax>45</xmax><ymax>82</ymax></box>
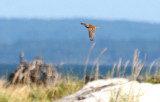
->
<box><xmin>0</xmin><ymin>0</ymin><xmax>160</xmax><ymax>23</ymax></box>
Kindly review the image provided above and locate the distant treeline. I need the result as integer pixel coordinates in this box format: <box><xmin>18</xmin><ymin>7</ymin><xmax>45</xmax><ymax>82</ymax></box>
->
<box><xmin>0</xmin><ymin>19</ymin><xmax>160</xmax><ymax>43</ymax></box>
<box><xmin>0</xmin><ymin>39</ymin><xmax>159</xmax><ymax>64</ymax></box>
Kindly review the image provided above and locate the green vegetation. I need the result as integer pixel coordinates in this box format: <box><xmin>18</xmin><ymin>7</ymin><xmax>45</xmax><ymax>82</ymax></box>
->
<box><xmin>145</xmin><ymin>77</ymin><xmax>160</xmax><ymax>84</ymax></box>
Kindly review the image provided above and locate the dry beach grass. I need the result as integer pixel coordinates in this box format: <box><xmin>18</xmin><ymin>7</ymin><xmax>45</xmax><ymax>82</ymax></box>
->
<box><xmin>0</xmin><ymin>46</ymin><xmax>160</xmax><ymax>102</ymax></box>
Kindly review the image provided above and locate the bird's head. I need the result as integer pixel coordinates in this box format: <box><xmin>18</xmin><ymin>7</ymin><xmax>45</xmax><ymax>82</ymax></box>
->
<box><xmin>85</xmin><ymin>24</ymin><xmax>90</xmax><ymax>28</ymax></box>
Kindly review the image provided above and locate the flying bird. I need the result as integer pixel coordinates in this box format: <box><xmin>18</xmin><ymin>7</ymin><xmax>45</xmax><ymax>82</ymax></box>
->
<box><xmin>80</xmin><ymin>23</ymin><xmax>99</xmax><ymax>41</ymax></box>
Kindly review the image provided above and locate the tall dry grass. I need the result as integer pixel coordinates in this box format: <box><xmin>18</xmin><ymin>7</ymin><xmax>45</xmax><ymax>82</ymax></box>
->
<box><xmin>83</xmin><ymin>42</ymin><xmax>96</xmax><ymax>83</ymax></box>
<box><xmin>1</xmin><ymin>48</ymin><xmax>160</xmax><ymax>102</ymax></box>
<box><xmin>90</xmin><ymin>48</ymin><xmax>107</xmax><ymax>78</ymax></box>
<box><xmin>0</xmin><ymin>75</ymin><xmax>83</xmax><ymax>102</ymax></box>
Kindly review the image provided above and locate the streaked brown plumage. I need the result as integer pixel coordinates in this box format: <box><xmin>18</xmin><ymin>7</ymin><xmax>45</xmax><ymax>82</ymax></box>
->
<box><xmin>80</xmin><ymin>23</ymin><xmax>99</xmax><ymax>41</ymax></box>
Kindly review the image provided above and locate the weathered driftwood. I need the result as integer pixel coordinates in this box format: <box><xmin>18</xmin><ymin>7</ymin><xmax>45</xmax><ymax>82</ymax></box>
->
<box><xmin>55</xmin><ymin>78</ymin><xmax>128</xmax><ymax>102</ymax></box>
<box><xmin>7</xmin><ymin>54</ymin><xmax>58</xmax><ymax>86</ymax></box>
<box><xmin>55</xmin><ymin>78</ymin><xmax>160</xmax><ymax>102</ymax></box>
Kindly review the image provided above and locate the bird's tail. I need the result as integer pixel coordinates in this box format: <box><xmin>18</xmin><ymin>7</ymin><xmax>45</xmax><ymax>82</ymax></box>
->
<box><xmin>80</xmin><ymin>23</ymin><xmax>86</xmax><ymax>25</ymax></box>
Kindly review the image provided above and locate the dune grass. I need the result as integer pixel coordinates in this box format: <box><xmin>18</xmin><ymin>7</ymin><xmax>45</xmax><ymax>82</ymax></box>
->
<box><xmin>0</xmin><ymin>47</ymin><xmax>160</xmax><ymax>102</ymax></box>
<box><xmin>0</xmin><ymin>76</ymin><xmax>83</xmax><ymax>102</ymax></box>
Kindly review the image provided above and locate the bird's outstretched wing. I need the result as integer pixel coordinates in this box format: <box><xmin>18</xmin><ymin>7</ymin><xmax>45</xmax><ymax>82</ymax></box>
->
<box><xmin>89</xmin><ymin>28</ymin><xmax>95</xmax><ymax>41</ymax></box>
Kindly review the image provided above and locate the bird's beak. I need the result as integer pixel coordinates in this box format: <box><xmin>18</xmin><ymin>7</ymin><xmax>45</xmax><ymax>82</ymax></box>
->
<box><xmin>96</xmin><ymin>27</ymin><xmax>100</xmax><ymax>28</ymax></box>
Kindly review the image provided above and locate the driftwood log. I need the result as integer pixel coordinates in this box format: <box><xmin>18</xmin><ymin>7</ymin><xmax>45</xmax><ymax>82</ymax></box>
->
<box><xmin>55</xmin><ymin>78</ymin><xmax>129</xmax><ymax>102</ymax></box>
<box><xmin>55</xmin><ymin>78</ymin><xmax>160</xmax><ymax>102</ymax></box>
<box><xmin>7</xmin><ymin>55</ymin><xmax>58</xmax><ymax>85</ymax></box>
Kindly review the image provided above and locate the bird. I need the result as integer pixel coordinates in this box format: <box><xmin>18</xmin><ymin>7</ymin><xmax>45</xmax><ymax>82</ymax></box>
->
<box><xmin>80</xmin><ymin>23</ymin><xmax>99</xmax><ymax>41</ymax></box>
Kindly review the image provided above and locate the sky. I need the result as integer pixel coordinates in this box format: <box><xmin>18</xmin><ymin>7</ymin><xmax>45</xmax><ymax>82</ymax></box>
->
<box><xmin>0</xmin><ymin>0</ymin><xmax>160</xmax><ymax>23</ymax></box>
